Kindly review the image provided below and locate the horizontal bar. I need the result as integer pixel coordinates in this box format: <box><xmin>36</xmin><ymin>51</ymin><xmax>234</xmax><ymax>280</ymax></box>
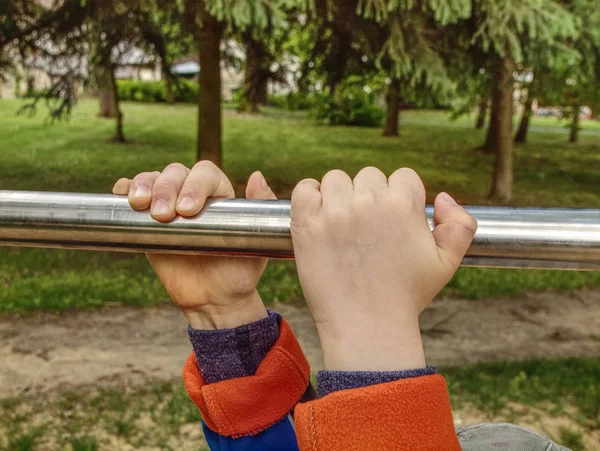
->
<box><xmin>0</xmin><ymin>190</ymin><xmax>599</xmax><ymax>270</ymax></box>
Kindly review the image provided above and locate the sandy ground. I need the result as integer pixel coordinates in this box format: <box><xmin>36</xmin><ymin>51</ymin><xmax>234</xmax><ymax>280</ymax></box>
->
<box><xmin>1</xmin><ymin>289</ymin><xmax>599</xmax><ymax>399</ymax></box>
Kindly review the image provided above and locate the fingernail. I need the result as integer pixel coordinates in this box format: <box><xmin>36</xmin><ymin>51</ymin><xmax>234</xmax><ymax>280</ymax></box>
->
<box><xmin>151</xmin><ymin>200</ymin><xmax>170</xmax><ymax>216</ymax></box>
<box><xmin>441</xmin><ymin>192</ymin><xmax>457</xmax><ymax>204</ymax></box>
<box><xmin>258</xmin><ymin>172</ymin><xmax>269</xmax><ymax>192</ymax></box>
<box><xmin>177</xmin><ymin>196</ymin><xmax>195</xmax><ymax>212</ymax></box>
<box><xmin>132</xmin><ymin>186</ymin><xmax>150</xmax><ymax>199</ymax></box>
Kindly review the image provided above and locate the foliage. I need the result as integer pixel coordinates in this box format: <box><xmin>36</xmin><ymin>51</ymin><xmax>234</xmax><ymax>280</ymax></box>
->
<box><xmin>471</xmin><ymin>0</ymin><xmax>577</xmax><ymax>64</ymax></box>
<box><xmin>268</xmin><ymin>92</ymin><xmax>316</xmax><ymax>110</ymax></box>
<box><xmin>117</xmin><ymin>79</ymin><xmax>198</xmax><ymax>104</ymax></box>
<box><xmin>312</xmin><ymin>84</ymin><xmax>384</xmax><ymax>127</ymax></box>
<box><xmin>539</xmin><ymin>0</ymin><xmax>600</xmax><ymax>117</ymax></box>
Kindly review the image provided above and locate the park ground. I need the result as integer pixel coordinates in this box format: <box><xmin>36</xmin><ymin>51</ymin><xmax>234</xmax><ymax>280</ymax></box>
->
<box><xmin>0</xmin><ymin>99</ymin><xmax>599</xmax><ymax>450</ymax></box>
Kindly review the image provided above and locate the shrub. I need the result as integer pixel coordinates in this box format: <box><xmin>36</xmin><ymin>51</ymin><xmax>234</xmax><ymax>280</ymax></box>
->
<box><xmin>312</xmin><ymin>86</ymin><xmax>384</xmax><ymax>127</ymax></box>
<box><xmin>116</xmin><ymin>79</ymin><xmax>198</xmax><ymax>104</ymax></box>
<box><xmin>267</xmin><ymin>92</ymin><xmax>315</xmax><ymax>111</ymax></box>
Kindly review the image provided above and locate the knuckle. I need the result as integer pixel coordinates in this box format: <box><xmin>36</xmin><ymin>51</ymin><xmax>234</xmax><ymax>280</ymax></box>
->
<box><xmin>152</xmin><ymin>181</ymin><xmax>175</xmax><ymax>199</ymax></box>
<box><xmin>193</xmin><ymin>160</ymin><xmax>219</xmax><ymax>172</ymax></box>
<box><xmin>180</xmin><ymin>179</ymin><xmax>207</xmax><ymax>197</ymax></box>
<box><xmin>192</xmin><ymin>161</ymin><xmax>221</xmax><ymax>178</ymax></box>
<box><xmin>353</xmin><ymin>192</ymin><xmax>376</xmax><ymax>207</ymax></box>
<box><xmin>131</xmin><ymin>172</ymin><xmax>155</xmax><ymax>189</ymax></box>
<box><xmin>465</xmin><ymin>215</ymin><xmax>478</xmax><ymax>233</ymax></box>
<box><xmin>356</xmin><ymin>166</ymin><xmax>383</xmax><ymax>178</ymax></box>
<box><xmin>388</xmin><ymin>190</ymin><xmax>412</xmax><ymax>210</ymax></box>
<box><xmin>323</xmin><ymin>169</ymin><xmax>348</xmax><ymax>180</ymax></box>
<box><xmin>324</xmin><ymin>205</ymin><xmax>348</xmax><ymax>223</ymax></box>
<box><xmin>164</xmin><ymin>162</ymin><xmax>188</xmax><ymax>173</ymax></box>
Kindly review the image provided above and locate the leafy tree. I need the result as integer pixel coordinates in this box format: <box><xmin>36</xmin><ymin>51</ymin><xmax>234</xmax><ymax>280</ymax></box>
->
<box><xmin>369</xmin><ymin>1</ymin><xmax>472</xmax><ymax>136</ymax></box>
<box><xmin>560</xmin><ymin>0</ymin><xmax>600</xmax><ymax>142</ymax></box>
<box><xmin>87</xmin><ymin>0</ymin><xmax>184</xmax><ymax>142</ymax></box>
<box><xmin>184</xmin><ymin>0</ymin><xmax>304</xmax><ymax>165</ymax></box>
<box><xmin>462</xmin><ymin>0</ymin><xmax>577</xmax><ymax>201</ymax></box>
<box><xmin>302</xmin><ymin>0</ymin><xmax>470</xmax><ymax>136</ymax></box>
<box><xmin>237</xmin><ymin>11</ymin><xmax>299</xmax><ymax>113</ymax></box>
<box><xmin>1</xmin><ymin>0</ymin><xmax>178</xmax><ymax>142</ymax></box>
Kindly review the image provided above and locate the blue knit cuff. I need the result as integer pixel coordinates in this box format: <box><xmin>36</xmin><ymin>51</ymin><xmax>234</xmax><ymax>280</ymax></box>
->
<box><xmin>188</xmin><ymin>309</ymin><xmax>281</xmax><ymax>384</ymax></box>
<box><xmin>316</xmin><ymin>366</ymin><xmax>437</xmax><ymax>397</ymax></box>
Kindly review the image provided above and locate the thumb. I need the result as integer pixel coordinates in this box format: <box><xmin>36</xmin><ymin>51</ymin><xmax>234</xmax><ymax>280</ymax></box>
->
<box><xmin>246</xmin><ymin>171</ymin><xmax>278</xmax><ymax>200</ymax></box>
<box><xmin>432</xmin><ymin>192</ymin><xmax>478</xmax><ymax>273</ymax></box>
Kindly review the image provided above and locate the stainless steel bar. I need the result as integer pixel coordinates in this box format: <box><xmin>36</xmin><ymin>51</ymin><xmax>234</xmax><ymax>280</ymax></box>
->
<box><xmin>0</xmin><ymin>190</ymin><xmax>599</xmax><ymax>270</ymax></box>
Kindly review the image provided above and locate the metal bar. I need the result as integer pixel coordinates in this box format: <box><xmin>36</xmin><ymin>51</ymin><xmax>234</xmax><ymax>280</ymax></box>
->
<box><xmin>0</xmin><ymin>190</ymin><xmax>599</xmax><ymax>270</ymax></box>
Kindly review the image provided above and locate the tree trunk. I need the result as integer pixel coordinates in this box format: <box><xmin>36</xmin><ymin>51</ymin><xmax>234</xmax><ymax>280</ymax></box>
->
<box><xmin>483</xmin><ymin>98</ymin><xmax>499</xmax><ymax>153</ymax></box>
<box><xmin>25</xmin><ymin>75</ymin><xmax>35</xmax><ymax>97</ymax></box>
<box><xmin>257</xmin><ymin>79</ymin><xmax>268</xmax><ymax>105</ymax></box>
<box><xmin>514</xmin><ymin>94</ymin><xmax>533</xmax><ymax>144</ymax></box>
<box><xmin>197</xmin><ymin>12</ymin><xmax>224</xmax><ymax>165</ymax></box>
<box><xmin>489</xmin><ymin>56</ymin><xmax>515</xmax><ymax>201</ymax></box>
<box><xmin>98</xmin><ymin>67</ymin><xmax>118</xmax><ymax>118</ymax></box>
<box><xmin>110</xmin><ymin>68</ymin><xmax>125</xmax><ymax>143</ymax></box>
<box><xmin>239</xmin><ymin>32</ymin><xmax>267</xmax><ymax>113</ymax></box>
<box><xmin>569</xmin><ymin>105</ymin><xmax>580</xmax><ymax>143</ymax></box>
<box><xmin>383</xmin><ymin>78</ymin><xmax>400</xmax><ymax>137</ymax></box>
<box><xmin>165</xmin><ymin>71</ymin><xmax>175</xmax><ymax>105</ymax></box>
<box><xmin>475</xmin><ymin>99</ymin><xmax>488</xmax><ymax>130</ymax></box>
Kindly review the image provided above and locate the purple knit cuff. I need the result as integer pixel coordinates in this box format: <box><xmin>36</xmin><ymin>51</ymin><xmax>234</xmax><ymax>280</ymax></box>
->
<box><xmin>188</xmin><ymin>309</ymin><xmax>281</xmax><ymax>384</ymax></box>
<box><xmin>316</xmin><ymin>366</ymin><xmax>437</xmax><ymax>397</ymax></box>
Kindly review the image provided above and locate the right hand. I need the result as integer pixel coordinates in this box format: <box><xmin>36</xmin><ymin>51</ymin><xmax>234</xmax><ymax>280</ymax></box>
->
<box><xmin>112</xmin><ymin>161</ymin><xmax>277</xmax><ymax>330</ymax></box>
<box><xmin>289</xmin><ymin>167</ymin><xmax>477</xmax><ymax>371</ymax></box>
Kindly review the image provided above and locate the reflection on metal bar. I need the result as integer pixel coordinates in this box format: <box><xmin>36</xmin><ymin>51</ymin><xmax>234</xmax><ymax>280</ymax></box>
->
<box><xmin>0</xmin><ymin>191</ymin><xmax>599</xmax><ymax>271</ymax></box>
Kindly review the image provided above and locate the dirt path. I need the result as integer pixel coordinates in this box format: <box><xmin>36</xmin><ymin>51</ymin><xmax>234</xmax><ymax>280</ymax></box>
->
<box><xmin>1</xmin><ymin>289</ymin><xmax>599</xmax><ymax>399</ymax></box>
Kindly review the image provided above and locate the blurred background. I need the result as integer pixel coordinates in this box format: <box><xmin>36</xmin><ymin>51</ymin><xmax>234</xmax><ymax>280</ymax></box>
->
<box><xmin>0</xmin><ymin>1</ymin><xmax>599</xmax><ymax>450</ymax></box>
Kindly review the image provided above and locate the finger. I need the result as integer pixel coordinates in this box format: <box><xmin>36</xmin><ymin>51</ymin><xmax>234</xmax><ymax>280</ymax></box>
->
<box><xmin>432</xmin><ymin>192</ymin><xmax>478</xmax><ymax>273</ymax></box>
<box><xmin>352</xmin><ymin>166</ymin><xmax>388</xmax><ymax>197</ymax></box>
<box><xmin>291</xmin><ymin>178</ymin><xmax>321</xmax><ymax>225</ymax></box>
<box><xmin>246</xmin><ymin>171</ymin><xmax>278</xmax><ymax>201</ymax></box>
<box><xmin>388</xmin><ymin>167</ymin><xmax>426</xmax><ymax>209</ymax></box>
<box><xmin>320</xmin><ymin>169</ymin><xmax>353</xmax><ymax>209</ymax></box>
<box><xmin>175</xmin><ymin>160</ymin><xmax>234</xmax><ymax>217</ymax></box>
<box><xmin>151</xmin><ymin>163</ymin><xmax>190</xmax><ymax>221</ymax></box>
<box><xmin>128</xmin><ymin>171</ymin><xmax>160</xmax><ymax>210</ymax></box>
<box><xmin>112</xmin><ymin>178</ymin><xmax>131</xmax><ymax>195</ymax></box>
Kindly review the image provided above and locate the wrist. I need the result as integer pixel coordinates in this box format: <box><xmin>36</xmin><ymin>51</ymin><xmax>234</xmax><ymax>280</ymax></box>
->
<box><xmin>184</xmin><ymin>290</ymin><xmax>268</xmax><ymax>330</ymax></box>
<box><xmin>318</xmin><ymin>317</ymin><xmax>425</xmax><ymax>371</ymax></box>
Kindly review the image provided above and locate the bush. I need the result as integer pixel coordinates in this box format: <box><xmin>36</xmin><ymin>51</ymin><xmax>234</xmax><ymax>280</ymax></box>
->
<box><xmin>267</xmin><ymin>92</ymin><xmax>315</xmax><ymax>111</ymax></box>
<box><xmin>116</xmin><ymin>79</ymin><xmax>198</xmax><ymax>104</ymax></box>
<box><xmin>312</xmin><ymin>86</ymin><xmax>384</xmax><ymax>127</ymax></box>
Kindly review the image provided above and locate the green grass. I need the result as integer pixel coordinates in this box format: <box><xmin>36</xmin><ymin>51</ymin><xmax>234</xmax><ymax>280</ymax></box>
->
<box><xmin>403</xmin><ymin>109</ymin><xmax>600</xmax><ymax>132</ymax></box>
<box><xmin>0</xmin><ymin>99</ymin><xmax>599</xmax><ymax>313</ymax></box>
<box><xmin>0</xmin><ymin>381</ymin><xmax>208</xmax><ymax>451</ymax></box>
<box><xmin>444</xmin><ymin>358</ymin><xmax>600</xmax><ymax>427</ymax></box>
<box><xmin>560</xmin><ymin>429</ymin><xmax>586</xmax><ymax>451</ymax></box>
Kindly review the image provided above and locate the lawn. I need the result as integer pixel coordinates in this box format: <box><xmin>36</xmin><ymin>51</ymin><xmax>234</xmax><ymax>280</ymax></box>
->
<box><xmin>0</xmin><ymin>98</ymin><xmax>599</xmax><ymax>313</ymax></box>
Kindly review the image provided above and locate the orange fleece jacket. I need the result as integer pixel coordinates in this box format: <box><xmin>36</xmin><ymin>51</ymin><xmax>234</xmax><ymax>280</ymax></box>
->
<box><xmin>295</xmin><ymin>374</ymin><xmax>461</xmax><ymax>450</ymax></box>
<box><xmin>183</xmin><ymin>317</ymin><xmax>461</xmax><ymax>450</ymax></box>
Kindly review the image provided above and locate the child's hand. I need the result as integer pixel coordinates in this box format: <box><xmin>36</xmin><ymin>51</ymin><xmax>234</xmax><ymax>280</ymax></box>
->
<box><xmin>290</xmin><ymin>167</ymin><xmax>477</xmax><ymax>371</ymax></box>
<box><xmin>112</xmin><ymin>161</ymin><xmax>277</xmax><ymax>330</ymax></box>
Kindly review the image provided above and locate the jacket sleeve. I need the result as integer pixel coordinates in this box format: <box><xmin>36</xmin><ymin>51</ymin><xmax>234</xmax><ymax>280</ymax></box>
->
<box><xmin>182</xmin><ymin>317</ymin><xmax>311</xmax><ymax>451</ymax></box>
<box><xmin>294</xmin><ymin>373</ymin><xmax>461</xmax><ymax>451</ymax></box>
